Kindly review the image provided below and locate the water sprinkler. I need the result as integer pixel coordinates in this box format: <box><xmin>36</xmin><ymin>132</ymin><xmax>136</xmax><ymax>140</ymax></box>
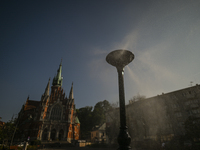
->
<box><xmin>106</xmin><ymin>49</ymin><xmax>134</xmax><ymax>150</ymax></box>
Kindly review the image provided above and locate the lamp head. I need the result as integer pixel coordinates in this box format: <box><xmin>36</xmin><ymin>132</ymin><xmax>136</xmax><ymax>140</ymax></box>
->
<box><xmin>106</xmin><ymin>49</ymin><xmax>134</xmax><ymax>69</ymax></box>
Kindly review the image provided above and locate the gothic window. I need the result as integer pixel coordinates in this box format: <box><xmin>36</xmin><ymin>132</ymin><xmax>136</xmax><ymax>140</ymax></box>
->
<box><xmin>175</xmin><ymin>112</ymin><xmax>182</xmax><ymax>117</ymax></box>
<box><xmin>42</xmin><ymin>128</ymin><xmax>48</xmax><ymax>141</ymax></box>
<box><xmin>59</xmin><ymin>129</ymin><xmax>64</xmax><ymax>141</ymax></box>
<box><xmin>50</xmin><ymin>129</ymin><xmax>56</xmax><ymax>141</ymax></box>
<box><xmin>50</xmin><ymin>104</ymin><xmax>62</xmax><ymax>120</ymax></box>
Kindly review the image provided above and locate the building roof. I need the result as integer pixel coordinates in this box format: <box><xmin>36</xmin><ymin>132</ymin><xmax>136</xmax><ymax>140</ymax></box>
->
<box><xmin>129</xmin><ymin>84</ymin><xmax>200</xmax><ymax>105</ymax></box>
<box><xmin>75</xmin><ymin>116</ymin><xmax>80</xmax><ymax>124</ymax></box>
<box><xmin>24</xmin><ymin>100</ymin><xmax>40</xmax><ymax>110</ymax></box>
<box><xmin>92</xmin><ymin>123</ymin><xmax>106</xmax><ymax>131</ymax></box>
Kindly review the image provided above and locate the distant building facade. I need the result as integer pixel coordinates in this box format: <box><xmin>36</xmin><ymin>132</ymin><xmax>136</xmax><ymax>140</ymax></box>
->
<box><xmin>91</xmin><ymin>123</ymin><xmax>106</xmax><ymax>143</ymax></box>
<box><xmin>15</xmin><ymin>61</ymin><xmax>80</xmax><ymax>142</ymax></box>
<box><xmin>106</xmin><ymin>84</ymin><xmax>200</xmax><ymax>143</ymax></box>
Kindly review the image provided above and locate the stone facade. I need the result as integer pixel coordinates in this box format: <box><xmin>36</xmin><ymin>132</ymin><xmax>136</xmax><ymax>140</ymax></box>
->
<box><xmin>15</xmin><ymin>62</ymin><xmax>80</xmax><ymax>142</ymax></box>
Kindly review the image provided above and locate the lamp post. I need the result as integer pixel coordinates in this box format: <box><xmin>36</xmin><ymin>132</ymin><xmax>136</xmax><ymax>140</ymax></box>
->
<box><xmin>106</xmin><ymin>49</ymin><xmax>134</xmax><ymax>150</ymax></box>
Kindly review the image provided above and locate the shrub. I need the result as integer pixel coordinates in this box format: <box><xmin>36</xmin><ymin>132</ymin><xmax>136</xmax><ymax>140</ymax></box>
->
<box><xmin>32</xmin><ymin>140</ymin><xmax>41</xmax><ymax>145</ymax></box>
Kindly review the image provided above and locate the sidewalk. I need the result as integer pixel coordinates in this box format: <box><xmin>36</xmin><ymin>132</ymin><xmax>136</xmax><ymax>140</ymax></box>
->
<box><xmin>39</xmin><ymin>148</ymin><xmax>146</xmax><ymax>150</ymax></box>
<box><xmin>39</xmin><ymin>148</ymin><xmax>115</xmax><ymax>150</ymax></box>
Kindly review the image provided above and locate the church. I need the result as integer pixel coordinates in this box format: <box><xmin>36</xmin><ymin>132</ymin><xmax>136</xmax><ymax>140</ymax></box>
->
<box><xmin>15</xmin><ymin>61</ymin><xmax>80</xmax><ymax>142</ymax></box>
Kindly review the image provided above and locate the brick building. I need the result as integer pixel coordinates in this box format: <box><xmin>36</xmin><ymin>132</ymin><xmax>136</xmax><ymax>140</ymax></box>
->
<box><xmin>15</xmin><ymin>61</ymin><xmax>80</xmax><ymax>142</ymax></box>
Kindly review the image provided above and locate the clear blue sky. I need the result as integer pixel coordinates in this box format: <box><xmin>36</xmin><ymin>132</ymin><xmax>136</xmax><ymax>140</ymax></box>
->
<box><xmin>1</xmin><ymin>0</ymin><xmax>200</xmax><ymax>122</ymax></box>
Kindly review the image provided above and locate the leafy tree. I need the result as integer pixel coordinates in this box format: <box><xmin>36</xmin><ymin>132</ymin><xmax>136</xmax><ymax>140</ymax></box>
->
<box><xmin>76</xmin><ymin>106</ymin><xmax>93</xmax><ymax>140</ymax></box>
<box><xmin>105</xmin><ymin>102</ymin><xmax>119</xmax><ymax>144</ymax></box>
<box><xmin>92</xmin><ymin>100</ymin><xmax>111</xmax><ymax>126</ymax></box>
<box><xmin>33</xmin><ymin>140</ymin><xmax>41</xmax><ymax>145</ymax></box>
<box><xmin>0</xmin><ymin>120</ymin><xmax>16</xmax><ymax>146</ymax></box>
<box><xmin>129</xmin><ymin>93</ymin><xmax>146</xmax><ymax>103</ymax></box>
<box><xmin>76</xmin><ymin>100</ymin><xmax>111</xmax><ymax>140</ymax></box>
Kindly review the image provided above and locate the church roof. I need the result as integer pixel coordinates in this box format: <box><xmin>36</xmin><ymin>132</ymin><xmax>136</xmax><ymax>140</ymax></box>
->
<box><xmin>24</xmin><ymin>100</ymin><xmax>40</xmax><ymax>111</ymax></box>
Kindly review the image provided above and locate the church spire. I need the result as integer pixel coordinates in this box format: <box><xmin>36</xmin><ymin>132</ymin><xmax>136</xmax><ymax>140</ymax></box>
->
<box><xmin>69</xmin><ymin>82</ymin><xmax>74</xmax><ymax>99</ymax></box>
<box><xmin>44</xmin><ymin>78</ymin><xmax>50</xmax><ymax>96</ymax></box>
<box><xmin>52</xmin><ymin>60</ymin><xmax>63</xmax><ymax>86</ymax></box>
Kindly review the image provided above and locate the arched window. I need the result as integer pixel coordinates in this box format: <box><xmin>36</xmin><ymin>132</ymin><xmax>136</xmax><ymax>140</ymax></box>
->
<box><xmin>50</xmin><ymin>129</ymin><xmax>56</xmax><ymax>141</ymax></box>
<box><xmin>59</xmin><ymin>129</ymin><xmax>64</xmax><ymax>141</ymax></box>
<box><xmin>42</xmin><ymin>128</ymin><xmax>48</xmax><ymax>141</ymax></box>
<box><xmin>50</xmin><ymin>104</ymin><xmax>62</xmax><ymax>120</ymax></box>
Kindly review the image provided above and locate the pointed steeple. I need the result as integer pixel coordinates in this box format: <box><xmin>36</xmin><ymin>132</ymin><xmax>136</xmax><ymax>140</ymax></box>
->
<box><xmin>24</xmin><ymin>95</ymin><xmax>29</xmax><ymax>106</ymax></box>
<box><xmin>69</xmin><ymin>82</ymin><xmax>74</xmax><ymax>99</ymax></box>
<box><xmin>44</xmin><ymin>78</ymin><xmax>50</xmax><ymax>96</ymax></box>
<box><xmin>52</xmin><ymin>60</ymin><xmax>63</xmax><ymax>86</ymax></box>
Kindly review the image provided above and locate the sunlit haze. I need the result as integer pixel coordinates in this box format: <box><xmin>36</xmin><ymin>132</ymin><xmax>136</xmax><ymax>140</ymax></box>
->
<box><xmin>1</xmin><ymin>0</ymin><xmax>200</xmax><ymax>122</ymax></box>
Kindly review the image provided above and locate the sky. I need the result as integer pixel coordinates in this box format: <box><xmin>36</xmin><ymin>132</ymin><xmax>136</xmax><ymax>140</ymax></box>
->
<box><xmin>1</xmin><ymin>0</ymin><xmax>200</xmax><ymax>122</ymax></box>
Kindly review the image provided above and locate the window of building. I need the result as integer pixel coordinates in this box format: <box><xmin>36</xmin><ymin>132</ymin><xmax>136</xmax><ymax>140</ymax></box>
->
<box><xmin>165</xmin><ymin>114</ymin><xmax>170</xmax><ymax>119</ymax></box>
<box><xmin>187</xmin><ymin>111</ymin><xmax>193</xmax><ymax>115</ymax></box>
<box><xmin>175</xmin><ymin>112</ymin><xmax>182</xmax><ymax>117</ymax></box>
<box><xmin>50</xmin><ymin>104</ymin><xmax>62</xmax><ymax>120</ymax></box>
<box><xmin>178</xmin><ymin>122</ymin><xmax>184</xmax><ymax>127</ymax></box>
<box><xmin>171</xmin><ymin>95</ymin><xmax>177</xmax><ymax>99</ymax></box>
<box><xmin>182</xmin><ymin>92</ymin><xmax>186</xmax><ymax>97</ymax></box>
<box><xmin>185</xmin><ymin>101</ymin><xmax>191</xmax><ymax>105</ymax></box>
<box><xmin>193</xmin><ymin>99</ymin><xmax>198</xmax><ymax>103</ymax></box>
<box><xmin>192</xmin><ymin>109</ymin><xmax>199</xmax><ymax>114</ymax></box>
<box><xmin>172</xmin><ymin>104</ymin><xmax>179</xmax><ymax>108</ymax></box>
<box><xmin>168</xmin><ymin>123</ymin><xmax>172</xmax><ymax>128</ymax></box>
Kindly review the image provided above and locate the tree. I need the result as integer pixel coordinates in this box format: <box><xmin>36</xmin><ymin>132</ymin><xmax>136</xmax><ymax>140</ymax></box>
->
<box><xmin>129</xmin><ymin>93</ymin><xmax>146</xmax><ymax>103</ymax></box>
<box><xmin>92</xmin><ymin>100</ymin><xmax>111</xmax><ymax>126</ymax></box>
<box><xmin>0</xmin><ymin>120</ymin><xmax>16</xmax><ymax>146</ymax></box>
<box><xmin>76</xmin><ymin>100</ymin><xmax>111</xmax><ymax>140</ymax></box>
<box><xmin>105</xmin><ymin>102</ymin><xmax>119</xmax><ymax>144</ymax></box>
<box><xmin>76</xmin><ymin>106</ymin><xmax>93</xmax><ymax>140</ymax></box>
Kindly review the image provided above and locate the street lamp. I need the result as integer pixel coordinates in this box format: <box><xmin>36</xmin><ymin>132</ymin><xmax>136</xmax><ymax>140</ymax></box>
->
<box><xmin>106</xmin><ymin>49</ymin><xmax>134</xmax><ymax>150</ymax></box>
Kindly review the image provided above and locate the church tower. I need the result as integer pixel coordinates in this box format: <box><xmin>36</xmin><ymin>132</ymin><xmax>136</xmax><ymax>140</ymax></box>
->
<box><xmin>49</xmin><ymin>60</ymin><xmax>65</xmax><ymax>104</ymax></box>
<box><xmin>52</xmin><ymin>60</ymin><xmax>63</xmax><ymax>87</ymax></box>
<box><xmin>15</xmin><ymin>61</ymin><xmax>80</xmax><ymax>143</ymax></box>
<box><xmin>40</xmin><ymin>61</ymin><xmax>80</xmax><ymax>142</ymax></box>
